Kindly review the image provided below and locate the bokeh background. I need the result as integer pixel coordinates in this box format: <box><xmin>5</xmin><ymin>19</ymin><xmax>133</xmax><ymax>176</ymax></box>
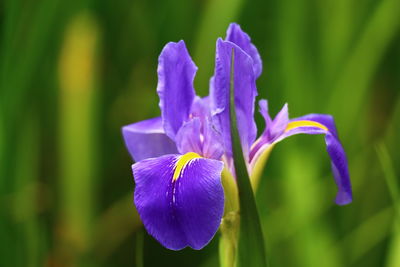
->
<box><xmin>1</xmin><ymin>0</ymin><xmax>399</xmax><ymax>266</ymax></box>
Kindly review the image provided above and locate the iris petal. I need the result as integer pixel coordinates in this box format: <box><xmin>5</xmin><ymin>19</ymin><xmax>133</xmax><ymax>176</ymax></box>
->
<box><xmin>281</xmin><ymin>117</ymin><xmax>352</xmax><ymax>205</ymax></box>
<box><xmin>226</xmin><ymin>23</ymin><xmax>263</xmax><ymax>78</ymax></box>
<box><xmin>249</xmin><ymin>100</ymin><xmax>288</xmax><ymax>162</ymax></box>
<box><xmin>157</xmin><ymin>40</ymin><xmax>197</xmax><ymax>139</ymax></box>
<box><xmin>122</xmin><ymin>117</ymin><xmax>178</xmax><ymax>162</ymax></box>
<box><xmin>132</xmin><ymin>154</ymin><xmax>224</xmax><ymax>250</ymax></box>
<box><xmin>175</xmin><ymin>118</ymin><xmax>203</xmax><ymax>155</ymax></box>
<box><xmin>259</xmin><ymin>100</ymin><xmax>288</xmax><ymax>141</ymax></box>
<box><xmin>202</xmin><ymin>116</ymin><xmax>224</xmax><ymax>160</ymax></box>
<box><xmin>190</xmin><ymin>96</ymin><xmax>211</xmax><ymax>123</ymax></box>
<box><xmin>290</xmin><ymin>113</ymin><xmax>339</xmax><ymax>138</ymax></box>
<box><xmin>213</xmin><ymin>39</ymin><xmax>257</xmax><ymax>159</ymax></box>
<box><xmin>251</xmin><ymin>104</ymin><xmax>352</xmax><ymax>205</ymax></box>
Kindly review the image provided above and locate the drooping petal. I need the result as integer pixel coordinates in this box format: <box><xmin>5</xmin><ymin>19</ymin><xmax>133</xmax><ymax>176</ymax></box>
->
<box><xmin>281</xmin><ymin>116</ymin><xmax>352</xmax><ymax>205</ymax></box>
<box><xmin>157</xmin><ymin>40</ymin><xmax>197</xmax><ymax>140</ymax></box>
<box><xmin>252</xmin><ymin>112</ymin><xmax>352</xmax><ymax>205</ymax></box>
<box><xmin>122</xmin><ymin>117</ymin><xmax>178</xmax><ymax>162</ymax></box>
<box><xmin>132</xmin><ymin>153</ymin><xmax>224</xmax><ymax>250</ymax></box>
<box><xmin>291</xmin><ymin>113</ymin><xmax>339</xmax><ymax>138</ymax></box>
<box><xmin>212</xmin><ymin>39</ymin><xmax>257</xmax><ymax>159</ymax></box>
<box><xmin>226</xmin><ymin>23</ymin><xmax>262</xmax><ymax>78</ymax></box>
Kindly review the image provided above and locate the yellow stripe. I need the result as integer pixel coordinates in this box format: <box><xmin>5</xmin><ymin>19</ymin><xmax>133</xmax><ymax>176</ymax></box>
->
<box><xmin>173</xmin><ymin>152</ymin><xmax>202</xmax><ymax>181</ymax></box>
<box><xmin>285</xmin><ymin>120</ymin><xmax>328</xmax><ymax>132</ymax></box>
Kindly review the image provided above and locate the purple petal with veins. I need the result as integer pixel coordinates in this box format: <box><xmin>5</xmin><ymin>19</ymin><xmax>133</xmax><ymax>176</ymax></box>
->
<box><xmin>133</xmin><ymin>154</ymin><xmax>224</xmax><ymax>250</ymax></box>
<box><xmin>157</xmin><ymin>40</ymin><xmax>197</xmax><ymax>140</ymax></box>
<box><xmin>212</xmin><ymin>39</ymin><xmax>257</xmax><ymax>160</ymax></box>
<box><xmin>226</xmin><ymin>23</ymin><xmax>263</xmax><ymax>78</ymax></box>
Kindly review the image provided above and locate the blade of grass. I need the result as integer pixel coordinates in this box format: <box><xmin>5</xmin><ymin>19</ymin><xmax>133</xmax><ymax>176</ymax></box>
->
<box><xmin>229</xmin><ymin>48</ymin><xmax>267</xmax><ymax>267</ymax></box>
<box><xmin>13</xmin><ymin>112</ymin><xmax>43</xmax><ymax>267</ymax></box>
<box><xmin>339</xmin><ymin>205</ymin><xmax>394</xmax><ymax>264</ymax></box>
<box><xmin>376</xmin><ymin>143</ymin><xmax>399</xmax><ymax>206</ymax></box>
<box><xmin>327</xmin><ymin>0</ymin><xmax>400</xmax><ymax>133</ymax></box>
<box><xmin>318</xmin><ymin>0</ymin><xmax>354</xmax><ymax>83</ymax></box>
<box><xmin>278</xmin><ymin>0</ymin><xmax>317</xmax><ymax>112</ymax></box>
<box><xmin>375</xmin><ymin>143</ymin><xmax>400</xmax><ymax>267</ymax></box>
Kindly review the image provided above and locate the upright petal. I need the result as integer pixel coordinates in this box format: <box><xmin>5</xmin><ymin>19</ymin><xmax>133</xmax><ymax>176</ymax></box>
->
<box><xmin>213</xmin><ymin>39</ymin><xmax>257</xmax><ymax>159</ymax></box>
<box><xmin>259</xmin><ymin>100</ymin><xmax>288</xmax><ymax>141</ymax></box>
<box><xmin>249</xmin><ymin>101</ymin><xmax>288</xmax><ymax>162</ymax></box>
<box><xmin>258</xmin><ymin>99</ymin><xmax>273</xmax><ymax>129</ymax></box>
<box><xmin>175</xmin><ymin>118</ymin><xmax>203</xmax><ymax>155</ymax></box>
<box><xmin>157</xmin><ymin>40</ymin><xmax>197</xmax><ymax>140</ymax></box>
<box><xmin>133</xmin><ymin>153</ymin><xmax>224</xmax><ymax>250</ymax></box>
<box><xmin>190</xmin><ymin>96</ymin><xmax>211</xmax><ymax>123</ymax></box>
<box><xmin>122</xmin><ymin>117</ymin><xmax>178</xmax><ymax>162</ymax></box>
<box><xmin>175</xmin><ymin>117</ymin><xmax>224</xmax><ymax>160</ymax></box>
<box><xmin>226</xmin><ymin>23</ymin><xmax>263</xmax><ymax>78</ymax></box>
<box><xmin>202</xmin><ymin>116</ymin><xmax>224</xmax><ymax>160</ymax></box>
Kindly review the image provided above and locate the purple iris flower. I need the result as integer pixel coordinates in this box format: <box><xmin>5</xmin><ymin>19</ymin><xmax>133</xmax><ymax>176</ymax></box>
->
<box><xmin>122</xmin><ymin>23</ymin><xmax>352</xmax><ymax>251</ymax></box>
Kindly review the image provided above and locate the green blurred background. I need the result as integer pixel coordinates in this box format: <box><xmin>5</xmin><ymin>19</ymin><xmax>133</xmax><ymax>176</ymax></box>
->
<box><xmin>0</xmin><ymin>0</ymin><xmax>399</xmax><ymax>266</ymax></box>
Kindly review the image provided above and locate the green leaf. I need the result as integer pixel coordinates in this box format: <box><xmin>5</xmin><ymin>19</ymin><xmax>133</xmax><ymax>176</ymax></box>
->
<box><xmin>229</xmin><ymin>48</ymin><xmax>268</xmax><ymax>267</ymax></box>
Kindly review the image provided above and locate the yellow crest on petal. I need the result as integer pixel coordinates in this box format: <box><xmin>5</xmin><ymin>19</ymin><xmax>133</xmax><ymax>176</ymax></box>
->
<box><xmin>173</xmin><ymin>152</ymin><xmax>202</xmax><ymax>181</ymax></box>
<box><xmin>285</xmin><ymin>120</ymin><xmax>328</xmax><ymax>132</ymax></box>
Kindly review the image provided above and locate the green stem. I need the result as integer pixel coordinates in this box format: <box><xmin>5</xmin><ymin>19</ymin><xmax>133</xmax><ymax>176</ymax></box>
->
<box><xmin>219</xmin><ymin>211</ymin><xmax>239</xmax><ymax>267</ymax></box>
